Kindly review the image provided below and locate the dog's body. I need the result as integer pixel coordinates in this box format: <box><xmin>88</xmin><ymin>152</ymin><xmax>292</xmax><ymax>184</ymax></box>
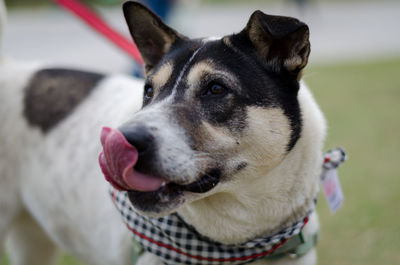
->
<box><xmin>0</xmin><ymin>1</ymin><xmax>325</xmax><ymax>265</ymax></box>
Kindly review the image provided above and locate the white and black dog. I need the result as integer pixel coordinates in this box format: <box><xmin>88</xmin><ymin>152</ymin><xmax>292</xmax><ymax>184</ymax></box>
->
<box><xmin>0</xmin><ymin>1</ymin><xmax>326</xmax><ymax>265</ymax></box>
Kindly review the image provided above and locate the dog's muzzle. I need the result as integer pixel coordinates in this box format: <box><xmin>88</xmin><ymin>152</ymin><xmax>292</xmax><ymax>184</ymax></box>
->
<box><xmin>99</xmin><ymin>127</ymin><xmax>221</xmax><ymax>195</ymax></box>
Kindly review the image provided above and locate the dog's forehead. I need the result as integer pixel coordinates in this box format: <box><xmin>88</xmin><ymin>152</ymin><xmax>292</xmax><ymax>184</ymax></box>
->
<box><xmin>147</xmin><ymin>38</ymin><xmax>248</xmax><ymax>100</ymax></box>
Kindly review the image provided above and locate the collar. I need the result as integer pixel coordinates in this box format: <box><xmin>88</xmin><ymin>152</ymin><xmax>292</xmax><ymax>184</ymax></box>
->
<box><xmin>110</xmin><ymin>148</ymin><xmax>346</xmax><ymax>265</ymax></box>
<box><xmin>111</xmin><ymin>189</ymin><xmax>315</xmax><ymax>265</ymax></box>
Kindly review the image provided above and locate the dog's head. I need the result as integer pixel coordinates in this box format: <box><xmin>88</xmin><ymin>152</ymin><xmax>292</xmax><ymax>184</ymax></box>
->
<box><xmin>100</xmin><ymin>1</ymin><xmax>311</xmax><ymax>216</ymax></box>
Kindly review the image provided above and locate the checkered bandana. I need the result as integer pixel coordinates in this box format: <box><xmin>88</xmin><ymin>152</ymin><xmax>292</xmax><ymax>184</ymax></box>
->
<box><xmin>110</xmin><ymin>189</ymin><xmax>314</xmax><ymax>265</ymax></box>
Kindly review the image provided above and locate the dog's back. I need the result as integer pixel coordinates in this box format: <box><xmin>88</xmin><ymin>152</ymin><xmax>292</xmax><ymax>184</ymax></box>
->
<box><xmin>0</xmin><ymin>2</ymin><xmax>145</xmax><ymax>263</ymax></box>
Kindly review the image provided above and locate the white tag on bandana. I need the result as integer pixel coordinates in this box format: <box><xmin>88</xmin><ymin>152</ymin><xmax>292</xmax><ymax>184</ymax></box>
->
<box><xmin>321</xmin><ymin>168</ymin><xmax>344</xmax><ymax>214</ymax></box>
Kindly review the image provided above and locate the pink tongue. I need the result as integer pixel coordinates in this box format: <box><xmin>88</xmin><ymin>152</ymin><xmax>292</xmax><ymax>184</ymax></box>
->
<box><xmin>99</xmin><ymin>127</ymin><xmax>165</xmax><ymax>192</ymax></box>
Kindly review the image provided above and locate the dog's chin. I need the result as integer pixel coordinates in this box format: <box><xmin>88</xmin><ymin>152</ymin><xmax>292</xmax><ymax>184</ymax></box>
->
<box><xmin>127</xmin><ymin>169</ymin><xmax>221</xmax><ymax>216</ymax></box>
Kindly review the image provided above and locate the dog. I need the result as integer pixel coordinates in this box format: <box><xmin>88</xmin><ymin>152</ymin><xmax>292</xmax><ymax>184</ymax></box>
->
<box><xmin>0</xmin><ymin>1</ymin><xmax>326</xmax><ymax>265</ymax></box>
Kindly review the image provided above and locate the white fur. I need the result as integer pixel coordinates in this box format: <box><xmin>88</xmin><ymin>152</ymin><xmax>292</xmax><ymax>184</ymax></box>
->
<box><xmin>0</xmin><ymin>3</ymin><xmax>326</xmax><ymax>264</ymax></box>
<box><xmin>203</xmin><ymin>37</ymin><xmax>222</xmax><ymax>42</ymax></box>
<box><xmin>0</xmin><ymin>59</ymin><xmax>143</xmax><ymax>264</ymax></box>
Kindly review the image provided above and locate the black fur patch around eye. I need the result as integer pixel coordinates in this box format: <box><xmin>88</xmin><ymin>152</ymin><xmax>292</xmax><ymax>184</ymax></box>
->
<box><xmin>24</xmin><ymin>68</ymin><xmax>104</xmax><ymax>133</ymax></box>
<box><xmin>204</xmin><ymin>38</ymin><xmax>303</xmax><ymax>151</ymax></box>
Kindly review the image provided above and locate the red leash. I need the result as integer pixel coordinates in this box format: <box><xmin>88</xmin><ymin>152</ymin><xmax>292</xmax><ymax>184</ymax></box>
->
<box><xmin>54</xmin><ymin>0</ymin><xmax>143</xmax><ymax>65</ymax></box>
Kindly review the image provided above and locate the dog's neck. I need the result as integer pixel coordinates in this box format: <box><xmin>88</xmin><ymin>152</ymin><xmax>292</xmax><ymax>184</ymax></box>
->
<box><xmin>178</xmin><ymin>84</ymin><xmax>326</xmax><ymax>244</ymax></box>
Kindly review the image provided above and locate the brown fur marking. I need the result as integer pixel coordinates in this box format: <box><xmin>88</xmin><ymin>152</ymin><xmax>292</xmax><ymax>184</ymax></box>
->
<box><xmin>151</xmin><ymin>62</ymin><xmax>173</xmax><ymax>89</ymax></box>
<box><xmin>24</xmin><ymin>68</ymin><xmax>104</xmax><ymax>133</ymax></box>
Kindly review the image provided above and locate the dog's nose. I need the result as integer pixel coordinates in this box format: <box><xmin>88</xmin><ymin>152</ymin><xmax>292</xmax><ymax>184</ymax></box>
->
<box><xmin>119</xmin><ymin>126</ymin><xmax>154</xmax><ymax>155</ymax></box>
<box><xmin>119</xmin><ymin>126</ymin><xmax>157</xmax><ymax>174</ymax></box>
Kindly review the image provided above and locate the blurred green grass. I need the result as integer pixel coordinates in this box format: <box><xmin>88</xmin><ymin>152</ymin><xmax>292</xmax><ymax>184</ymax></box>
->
<box><xmin>2</xmin><ymin>58</ymin><xmax>400</xmax><ymax>264</ymax></box>
<box><xmin>305</xmin><ymin>59</ymin><xmax>400</xmax><ymax>265</ymax></box>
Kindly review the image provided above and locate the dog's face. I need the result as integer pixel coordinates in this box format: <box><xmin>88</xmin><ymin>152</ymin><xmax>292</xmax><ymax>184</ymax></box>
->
<box><xmin>100</xmin><ymin>1</ymin><xmax>310</xmax><ymax>216</ymax></box>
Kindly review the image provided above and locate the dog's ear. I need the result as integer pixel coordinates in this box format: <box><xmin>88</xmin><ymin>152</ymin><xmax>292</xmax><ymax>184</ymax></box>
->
<box><xmin>242</xmin><ymin>11</ymin><xmax>310</xmax><ymax>75</ymax></box>
<box><xmin>123</xmin><ymin>1</ymin><xmax>186</xmax><ymax>73</ymax></box>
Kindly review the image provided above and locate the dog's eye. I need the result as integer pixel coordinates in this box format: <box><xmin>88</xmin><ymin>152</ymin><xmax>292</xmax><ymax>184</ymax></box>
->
<box><xmin>203</xmin><ymin>83</ymin><xmax>227</xmax><ymax>97</ymax></box>
<box><xmin>144</xmin><ymin>85</ymin><xmax>154</xmax><ymax>98</ymax></box>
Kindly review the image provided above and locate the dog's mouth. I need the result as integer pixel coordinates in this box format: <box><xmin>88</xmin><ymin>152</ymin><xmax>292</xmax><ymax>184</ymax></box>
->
<box><xmin>127</xmin><ymin>169</ymin><xmax>220</xmax><ymax>212</ymax></box>
<box><xmin>125</xmin><ymin>169</ymin><xmax>220</xmax><ymax>214</ymax></box>
<box><xmin>99</xmin><ymin>127</ymin><xmax>220</xmax><ymax>196</ymax></box>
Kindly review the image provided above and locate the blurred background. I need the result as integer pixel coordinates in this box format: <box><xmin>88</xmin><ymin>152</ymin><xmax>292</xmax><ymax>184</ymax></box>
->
<box><xmin>1</xmin><ymin>0</ymin><xmax>400</xmax><ymax>265</ymax></box>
